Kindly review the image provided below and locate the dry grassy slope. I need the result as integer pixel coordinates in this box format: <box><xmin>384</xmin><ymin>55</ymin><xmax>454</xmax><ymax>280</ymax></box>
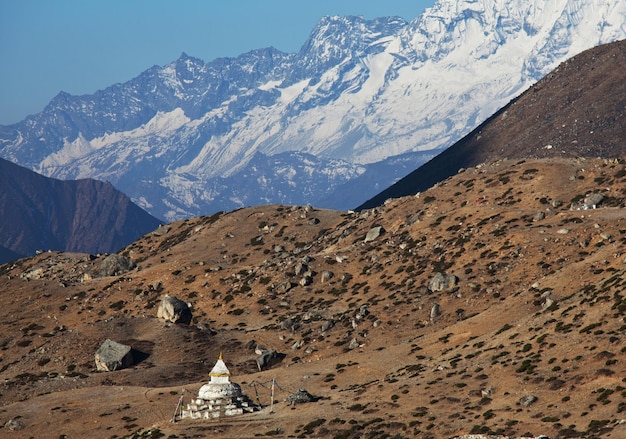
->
<box><xmin>2</xmin><ymin>157</ymin><xmax>626</xmax><ymax>438</ymax></box>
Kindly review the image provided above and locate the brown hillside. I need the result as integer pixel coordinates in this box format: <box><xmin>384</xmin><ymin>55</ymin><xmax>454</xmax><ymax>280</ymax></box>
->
<box><xmin>2</xmin><ymin>157</ymin><xmax>626</xmax><ymax>438</ymax></box>
<box><xmin>359</xmin><ymin>39</ymin><xmax>626</xmax><ymax>210</ymax></box>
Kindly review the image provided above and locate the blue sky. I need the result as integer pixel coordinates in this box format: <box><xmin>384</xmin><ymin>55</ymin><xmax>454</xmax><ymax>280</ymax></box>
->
<box><xmin>0</xmin><ymin>0</ymin><xmax>434</xmax><ymax>125</ymax></box>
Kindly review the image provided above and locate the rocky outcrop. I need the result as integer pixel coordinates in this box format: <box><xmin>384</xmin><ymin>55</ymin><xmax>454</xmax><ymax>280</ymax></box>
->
<box><xmin>94</xmin><ymin>339</ymin><xmax>134</xmax><ymax>372</ymax></box>
<box><xmin>157</xmin><ymin>295</ymin><xmax>192</xmax><ymax>324</ymax></box>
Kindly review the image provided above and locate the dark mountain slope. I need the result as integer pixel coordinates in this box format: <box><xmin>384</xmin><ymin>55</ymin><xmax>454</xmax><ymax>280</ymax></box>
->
<box><xmin>0</xmin><ymin>158</ymin><xmax>162</xmax><ymax>261</ymax></box>
<box><xmin>358</xmin><ymin>38</ymin><xmax>626</xmax><ymax>210</ymax></box>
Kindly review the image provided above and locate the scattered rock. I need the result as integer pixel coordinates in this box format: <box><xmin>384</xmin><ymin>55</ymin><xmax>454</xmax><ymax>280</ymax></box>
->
<box><xmin>481</xmin><ymin>386</ymin><xmax>495</xmax><ymax>397</ymax></box>
<box><xmin>156</xmin><ymin>295</ymin><xmax>192</xmax><ymax>324</ymax></box>
<box><xmin>4</xmin><ymin>418</ymin><xmax>25</xmax><ymax>431</ymax></box>
<box><xmin>96</xmin><ymin>254</ymin><xmax>136</xmax><ymax>277</ymax></box>
<box><xmin>151</xmin><ymin>225</ymin><xmax>171</xmax><ymax>236</ymax></box>
<box><xmin>540</xmin><ymin>291</ymin><xmax>556</xmax><ymax>310</ymax></box>
<box><xmin>533</xmin><ymin>211</ymin><xmax>545</xmax><ymax>222</ymax></box>
<box><xmin>275</xmin><ymin>281</ymin><xmax>293</xmax><ymax>294</ymax></box>
<box><xmin>355</xmin><ymin>304</ymin><xmax>369</xmax><ymax>320</ymax></box>
<box><xmin>429</xmin><ymin>272</ymin><xmax>458</xmax><ymax>292</ymax></box>
<box><xmin>583</xmin><ymin>193</ymin><xmax>605</xmax><ymax>209</ymax></box>
<box><xmin>348</xmin><ymin>338</ymin><xmax>360</xmax><ymax>350</ymax></box>
<box><xmin>519</xmin><ymin>394</ymin><xmax>538</xmax><ymax>407</ymax></box>
<box><xmin>285</xmin><ymin>388</ymin><xmax>318</xmax><ymax>405</ymax></box>
<box><xmin>299</xmin><ymin>275</ymin><xmax>313</xmax><ymax>287</ymax></box>
<box><xmin>256</xmin><ymin>349</ymin><xmax>285</xmax><ymax>371</ymax></box>
<box><xmin>282</xmin><ymin>318</ymin><xmax>301</xmax><ymax>332</ymax></box>
<box><xmin>320</xmin><ymin>270</ymin><xmax>334</xmax><ymax>283</ymax></box>
<box><xmin>95</xmin><ymin>339</ymin><xmax>134</xmax><ymax>372</ymax></box>
<box><xmin>430</xmin><ymin>303</ymin><xmax>441</xmax><ymax>320</ymax></box>
<box><xmin>364</xmin><ymin>226</ymin><xmax>385</xmax><ymax>242</ymax></box>
<box><xmin>294</xmin><ymin>262</ymin><xmax>308</xmax><ymax>276</ymax></box>
<box><xmin>321</xmin><ymin>320</ymin><xmax>334</xmax><ymax>332</ymax></box>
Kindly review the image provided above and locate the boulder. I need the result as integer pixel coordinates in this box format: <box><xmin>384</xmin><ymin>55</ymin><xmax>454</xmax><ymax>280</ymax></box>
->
<box><xmin>285</xmin><ymin>388</ymin><xmax>318</xmax><ymax>405</ymax></box>
<box><xmin>364</xmin><ymin>226</ymin><xmax>385</xmax><ymax>242</ymax></box>
<box><xmin>321</xmin><ymin>320</ymin><xmax>334</xmax><ymax>332</ymax></box>
<box><xmin>583</xmin><ymin>193</ymin><xmax>605</xmax><ymax>209</ymax></box>
<box><xmin>96</xmin><ymin>254</ymin><xmax>136</xmax><ymax>277</ymax></box>
<box><xmin>294</xmin><ymin>262</ymin><xmax>308</xmax><ymax>276</ymax></box>
<box><xmin>157</xmin><ymin>295</ymin><xmax>192</xmax><ymax>324</ymax></box>
<box><xmin>540</xmin><ymin>291</ymin><xmax>556</xmax><ymax>310</ymax></box>
<box><xmin>256</xmin><ymin>349</ymin><xmax>285</xmax><ymax>371</ymax></box>
<box><xmin>299</xmin><ymin>275</ymin><xmax>313</xmax><ymax>287</ymax></box>
<box><xmin>430</xmin><ymin>303</ymin><xmax>441</xmax><ymax>320</ymax></box>
<box><xmin>4</xmin><ymin>418</ymin><xmax>25</xmax><ymax>431</ymax></box>
<box><xmin>519</xmin><ymin>394</ymin><xmax>538</xmax><ymax>407</ymax></box>
<box><xmin>95</xmin><ymin>339</ymin><xmax>134</xmax><ymax>372</ymax></box>
<box><xmin>274</xmin><ymin>281</ymin><xmax>293</xmax><ymax>294</ymax></box>
<box><xmin>428</xmin><ymin>272</ymin><xmax>458</xmax><ymax>292</ymax></box>
<box><xmin>320</xmin><ymin>270</ymin><xmax>334</xmax><ymax>283</ymax></box>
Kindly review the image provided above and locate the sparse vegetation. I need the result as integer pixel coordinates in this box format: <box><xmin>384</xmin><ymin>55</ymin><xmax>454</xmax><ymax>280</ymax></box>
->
<box><xmin>4</xmin><ymin>158</ymin><xmax>626</xmax><ymax>438</ymax></box>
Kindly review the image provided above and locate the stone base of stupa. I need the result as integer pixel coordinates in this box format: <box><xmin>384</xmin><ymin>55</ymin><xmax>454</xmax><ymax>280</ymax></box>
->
<box><xmin>181</xmin><ymin>395</ymin><xmax>258</xmax><ymax>419</ymax></box>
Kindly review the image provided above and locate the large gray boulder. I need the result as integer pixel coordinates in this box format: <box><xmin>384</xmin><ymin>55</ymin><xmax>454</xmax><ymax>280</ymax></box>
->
<box><xmin>583</xmin><ymin>193</ymin><xmax>605</xmax><ymax>209</ymax></box>
<box><xmin>96</xmin><ymin>254</ymin><xmax>136</xmax><ymax>277</ymax></box>
<box><xmin>95</xmin><ymin>339</ymin><xmax>134</xmax><ymax>372</ymax></box>
<box><xmin>428</xmin><ymin>272</ymin><xmax>458</xmax><ymax>292</ymax></box>
<box><xmin>157</xmin><ymin>295</ymin><xmax>192</xmax><ymax>324</ymax></box>
<box><xmin>364</xmin><ymin>226</ymin><xmax>385</xmax><ymax>242</ymax></box>
<box><xmin>256</xmin><ymin>349</ymin><xmax>285</xmax><ymax>371</ymax></box>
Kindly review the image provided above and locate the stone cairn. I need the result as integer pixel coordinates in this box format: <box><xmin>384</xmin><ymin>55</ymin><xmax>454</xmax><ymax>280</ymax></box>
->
<box><xmin>180</xmin><ymin>353</ymin><xmax>258</xmax><ymax>420</ymax></box>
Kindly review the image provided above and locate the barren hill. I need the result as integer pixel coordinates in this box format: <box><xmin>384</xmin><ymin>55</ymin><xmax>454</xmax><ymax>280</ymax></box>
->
<box><xmin>2</xmin><ymin>157</ymin><xmax>626</xmax><ymax>438</ymax></box>
<box><xmin>359</xmin><ymin>39</ymin><xmax>626</xmax><ymax>210</ymax></box>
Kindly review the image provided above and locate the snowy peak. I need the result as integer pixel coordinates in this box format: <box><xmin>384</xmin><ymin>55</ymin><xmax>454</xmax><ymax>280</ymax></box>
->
<box><xmin>1</xmin><ymin>0</ymin><xmax>625</xmax><ymax>221</ymax></box>
<box><xmin>405</xmin><ymin>0</ymin><xmax>625</xmax><ymax>73</ymax></box>
<box><xmin>295</xmin><ymin>15</ymin><xmax>406</xmax><ymax>76</ymax></box>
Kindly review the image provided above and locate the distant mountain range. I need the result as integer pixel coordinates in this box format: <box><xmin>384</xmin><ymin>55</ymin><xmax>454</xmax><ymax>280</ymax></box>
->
<box><xmin>0</xmin><ymin>0</ymin><xmax>625</xmax><ymax>221</ymax></box>
<box><xmin>360</xmin><ymin>38</ymin><xmax>626</xmax><ymax>209</ymax></box>
<box><xmin>0</xmin><ymin>158</ymin><xmax>161</xmax><ymax>264</ymax></box>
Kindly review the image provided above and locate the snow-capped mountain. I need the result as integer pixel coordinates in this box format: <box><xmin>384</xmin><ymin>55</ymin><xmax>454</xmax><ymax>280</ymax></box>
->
<box><xmin>1</xmin><ymin>0</ymin><xmax>625</xmax><ymax>221</ymax></box>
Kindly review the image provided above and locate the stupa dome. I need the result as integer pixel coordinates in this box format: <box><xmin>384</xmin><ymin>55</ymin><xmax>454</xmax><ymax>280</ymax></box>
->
<box><xmin>179</xmin><ymin>352</ymin><xmax>258</xmax><ymax>420</ymax></box>
<box><xmin>197</xmin><ymin>353</ymin><xmax>242</xmax><ymax>400</ymax></box>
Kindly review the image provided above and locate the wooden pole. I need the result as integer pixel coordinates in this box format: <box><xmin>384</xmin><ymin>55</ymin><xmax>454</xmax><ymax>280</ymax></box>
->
<box><xmin>270</xmin><ymin>378</ymin><xmax>275</xmax><ymax>413</ymax></box>
<box><xmin>171</xmin><ymin>388</ymin><xmax>185</xmax><ymax>422</ymax></box>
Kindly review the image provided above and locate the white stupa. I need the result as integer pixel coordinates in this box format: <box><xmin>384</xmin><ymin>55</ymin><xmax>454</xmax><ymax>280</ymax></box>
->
<box><xmin>180</xmin><ymin>353</ymin><xmax>258</xmax><ymax>419</ymax></box>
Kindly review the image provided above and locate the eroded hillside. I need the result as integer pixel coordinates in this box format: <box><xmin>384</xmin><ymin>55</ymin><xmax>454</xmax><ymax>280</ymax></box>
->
<box><xmin>1</xmin><ymin>157</ymin><xmax>626</xmax><ymax>438</ymax></box>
